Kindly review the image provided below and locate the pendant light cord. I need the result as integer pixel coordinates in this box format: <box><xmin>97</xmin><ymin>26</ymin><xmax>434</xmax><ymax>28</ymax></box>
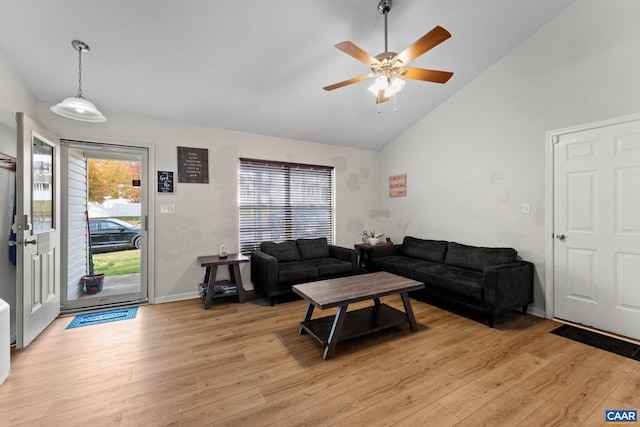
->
<box><xmin>77</xmin><ymin>46</ymin><xmax>84</xmax><ymax>99</ymax></box>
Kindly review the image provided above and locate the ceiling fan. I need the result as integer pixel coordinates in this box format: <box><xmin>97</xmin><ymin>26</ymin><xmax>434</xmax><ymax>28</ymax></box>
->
<box><xmin>323</xmin><ymin>0</ymin><xmax>454</xmax><ymax>105</ymax></box>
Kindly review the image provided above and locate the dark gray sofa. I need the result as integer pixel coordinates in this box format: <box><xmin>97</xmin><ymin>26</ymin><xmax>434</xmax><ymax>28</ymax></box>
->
<box><xmin>368</xmin><ymin>236</ymin><xmax>533</xmax><ymax>327</ymax></box>
<box><xmin>251</xmin><ymin>237</ymin><xmax>357</xmax><ymax>305</ymax></box>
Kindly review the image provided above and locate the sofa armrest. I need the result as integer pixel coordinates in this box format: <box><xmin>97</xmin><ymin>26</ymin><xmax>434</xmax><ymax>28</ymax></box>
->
<box><xmin>250</xmin><ymin>250</ymin><xmax>278</xmax><ymax>293</ymax></box>
<box><xmin>329</xmin><ymin>245</ymin><xmax>358</xmax><ymax>274</ymax></box>
<box><xmin>482</xmin><ymin>261</ymin><xmax>534</xmax><ymax>313</ymax></box>
<box><xmin>367</xmin><ymin>244</ymin><xmax>402</xmax><ymax>259</ymax></box>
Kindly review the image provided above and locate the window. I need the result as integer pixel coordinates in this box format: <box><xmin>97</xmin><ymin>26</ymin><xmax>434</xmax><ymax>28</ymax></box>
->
<box><xmin>239</xmin><ymin>158</ymin><xmax>334</xmax><ymax>254</ymax></box>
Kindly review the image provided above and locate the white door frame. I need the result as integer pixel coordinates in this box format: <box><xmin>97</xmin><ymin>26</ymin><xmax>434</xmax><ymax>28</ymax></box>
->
<box><xmin>58</xmin><ymin>134</ymin><xmax>156</xmax><ymax>304</ymax></box>
<box><xmin>544</xmin><ymin>112</ymin><xmax>640</xmax><ymax>319</ymax></box>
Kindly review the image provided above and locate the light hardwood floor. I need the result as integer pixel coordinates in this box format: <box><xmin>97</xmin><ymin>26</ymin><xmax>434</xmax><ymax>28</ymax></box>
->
<box><xmin>1</xmin><ymin>294</ymin><xmax>638</xmax><ymax>426</ymax></box>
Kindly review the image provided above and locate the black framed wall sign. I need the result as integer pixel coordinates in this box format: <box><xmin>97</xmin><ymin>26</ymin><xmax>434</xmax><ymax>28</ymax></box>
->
<box><xmin>177</xmin><ymin>146</ymin><xmax>209</xmax><ymax>183</ymax></box>
<box><xmin>157</xmin><ymin>171</ymin><xmax>174</xmax><ymax>193</ymax></box>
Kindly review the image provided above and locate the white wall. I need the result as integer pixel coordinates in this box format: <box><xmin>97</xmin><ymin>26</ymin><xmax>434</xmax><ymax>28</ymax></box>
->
<box><xmin>0</xmin><ymin>47</ymin><xmax>36</xmax><ymax>341</ymax></box>
<box><xmin>34</xmin><ymin>105</ymin><xmax>379</xmax><ymax>303</ymax></box>
<box><xmin>378</xmin><ymin>0</ymin><xmax>640</xmax><ymax>317</ymax></box>
<box><xmin>4</xmin><ymin>0</ymin><xmax>636</xmax><ymax>333</ymax></box>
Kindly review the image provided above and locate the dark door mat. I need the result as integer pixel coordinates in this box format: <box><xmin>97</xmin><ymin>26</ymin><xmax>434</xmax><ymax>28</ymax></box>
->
<box><xmin>551</xmin><ymin>324</ymin><xmax>640</xmax><ymax>361</ymax></box>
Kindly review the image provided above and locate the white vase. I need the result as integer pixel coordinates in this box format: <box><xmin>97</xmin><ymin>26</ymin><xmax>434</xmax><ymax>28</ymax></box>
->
<box><xmin>368</xmin><ymin>238</ymin><xmax>379</xmax><ymax>246</ymax></box>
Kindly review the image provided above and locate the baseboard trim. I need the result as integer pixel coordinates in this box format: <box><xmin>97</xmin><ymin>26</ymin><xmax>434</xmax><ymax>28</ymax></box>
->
<box><xmin>154</xmin><ymin>292</ymin><xmax>200</xmax><ymax>304</ymax></box>
<box><xmin>527</xmin><ymin>306</ymin><xmax>546</xmax><ymax>319</ymax></box>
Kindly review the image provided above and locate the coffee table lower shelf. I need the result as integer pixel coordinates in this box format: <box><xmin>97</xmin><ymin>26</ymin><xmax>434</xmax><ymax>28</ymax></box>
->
<box><xmin>299</xmin><ymin>303</ymin><xmax>408</xmax><ymax>347</ymax></box>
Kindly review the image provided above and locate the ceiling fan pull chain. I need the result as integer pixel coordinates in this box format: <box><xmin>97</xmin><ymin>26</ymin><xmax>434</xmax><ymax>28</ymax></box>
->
<box><xmin>393</xmin><ymin>93</ymin><xmax>398</xmax><ymax>112</ymax></box>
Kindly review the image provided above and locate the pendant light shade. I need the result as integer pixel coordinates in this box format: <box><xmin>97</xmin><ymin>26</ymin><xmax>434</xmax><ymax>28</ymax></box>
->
<box><xmin>50</xmin><ymin>40</ymin><xmax>106</xmax><ymax>123</ymax></box>
<box><xmin>50</xmin><ymin>97</ymin><xmax>106</xmax><ymax>122</ymax></box>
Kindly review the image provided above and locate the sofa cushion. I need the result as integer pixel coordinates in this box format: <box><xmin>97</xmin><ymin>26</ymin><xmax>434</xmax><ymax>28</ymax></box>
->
<box><xmin>444</xmin><ymin>242</ymin><xmax>517</xmax><ymax>272</ymax></box>
<box><xmin>415</xmin><ymin>265</ymin><xmax>484</xmax><ymax>300</ymax></box>
<box><xmin>304</xmin><ymin>257</ymin><xmax>353</xmax><ymax>278</ymax></box>
<box><xmin>401</xmin><ymin>236</ymin><xmax>449</xmax><ymax>263</ymax></box>
<box><xmin>371</xmin><ymin>256</ymin><xmax>440</xmax><ymax>279</ymax></box>
<box><xmin>296</xmin><ymin>238</ymin><xmax>331</xmax><ymax>260</ymax></box>
<box><xmin>278</xmin><ymin>261</ymin><xmax>318</xmax><ymax>284</ymax></box>
<box><xmin>261</xmin><ymin>240</ymin><xmax>301</xmax><ymax>263</ymax></box>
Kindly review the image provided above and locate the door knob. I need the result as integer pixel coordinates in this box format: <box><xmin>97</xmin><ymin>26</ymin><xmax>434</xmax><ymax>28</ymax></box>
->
<box><xmin>23</xmin><ymin>238</ymin><xmax>37</xmax><ymax>246</ymax></box>
<box><xmin>555</xmin><ymin>234</ymin><xmax>565</xmax><ymax>241</ymax></box>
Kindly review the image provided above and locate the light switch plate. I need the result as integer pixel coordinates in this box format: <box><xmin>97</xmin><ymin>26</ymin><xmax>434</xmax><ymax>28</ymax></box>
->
<box><xmin>522</xmin><ymin>202</ymin><xmax>531</xmax><ymax>214</ymax></box>
<box><xmin>160</xmin><ymin>204</ymin><xmax>175</xmax><ymax>214</ymax></box>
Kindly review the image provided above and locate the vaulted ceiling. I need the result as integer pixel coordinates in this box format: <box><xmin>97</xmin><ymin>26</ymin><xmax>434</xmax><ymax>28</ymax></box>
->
<box><xmin>0</xmin><ymin>0</ymin><xmax>575</xmax><ymax>150</ymax></box>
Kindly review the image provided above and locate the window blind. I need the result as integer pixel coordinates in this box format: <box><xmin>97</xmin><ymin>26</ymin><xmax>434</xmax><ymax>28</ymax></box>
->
<box><xmin>239</xmin><ymin>158</ymin><xmax>334</xmax><ymax>254</ymax></box>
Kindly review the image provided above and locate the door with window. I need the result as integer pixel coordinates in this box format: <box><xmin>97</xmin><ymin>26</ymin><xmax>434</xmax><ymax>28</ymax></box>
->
<box><xmin>553</xmin><ymin>117</ymin><xmax>640</xmax><ymax>340</ymax></box>
<box><xmin>60</xmin><ymin>141</ymin><xmax>148</xmax><ymax>311</ymax></box>
<box><xmin>15</xmin><ymin>113</ymin><xmax>60</xmax><ymax>348</ymax></box>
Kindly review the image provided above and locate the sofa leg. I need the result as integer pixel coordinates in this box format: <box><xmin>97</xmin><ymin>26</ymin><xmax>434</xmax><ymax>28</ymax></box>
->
<box><xmin>270</xmin><ymin>297</ymin><xmax>275</xmax><ymax>307</ymax></box>
<box><xmin>522</xmin><ymin>305</ymin><xmax>528</xmax><ymax>314</ymax></box>
<box><xmin>488</xmin><ymin>317</ymin><xmax>495</xmax><ymax>328</ymax></box>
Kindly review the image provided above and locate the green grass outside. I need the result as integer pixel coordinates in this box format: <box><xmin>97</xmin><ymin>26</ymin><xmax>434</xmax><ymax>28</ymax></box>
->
<box><xmin>92</xmin><ymin>249</ymin><xmax>140</xmax><ymax>276</ymax></box>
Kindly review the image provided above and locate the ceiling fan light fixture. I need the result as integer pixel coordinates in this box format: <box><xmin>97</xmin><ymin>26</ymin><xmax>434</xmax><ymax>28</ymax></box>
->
<box><xmin>50</xmin><ymin>40</ymin><xmax>106</xmax><ymax>123</ymax></box>
<box><xmin>368</xmin><ymin>76</ymin><xmax>388</xmax><ymax>94</ymax></box>
<box><xmin>368</xmin><ymin>76</ymin><xmax>404</xmax><ymax>98</ymax></box>
<box><xmin>385</xmin><ymin>77</ymin><xmax>405</xmax><ymax>97</ymax></box>
<box><xmin>390</xmin><ymin>77</ymin><xmax>404</xmax><ymax>94</ymax></box>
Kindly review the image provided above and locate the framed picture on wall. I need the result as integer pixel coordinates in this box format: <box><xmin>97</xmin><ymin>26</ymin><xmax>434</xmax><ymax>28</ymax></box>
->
<box><xmin>389</xmin><ymin>173</ymin><xmax>407</xmax><ymax>197</ymax></box>
<box><xmin>177</xmin><ymin>146</ymin><xmax>209</xmax><ymax>183</ymax></box>
<box><xmin>157</xmin><ymin>171</ymin><xmax>174</xmax><ymax>193</ymax></box>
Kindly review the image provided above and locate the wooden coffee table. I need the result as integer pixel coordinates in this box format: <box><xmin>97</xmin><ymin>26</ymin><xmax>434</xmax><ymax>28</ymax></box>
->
<box><xmin>292</xmin><ymin>271</ymin><xmax>424</xmax><ymax>360</ymax></box>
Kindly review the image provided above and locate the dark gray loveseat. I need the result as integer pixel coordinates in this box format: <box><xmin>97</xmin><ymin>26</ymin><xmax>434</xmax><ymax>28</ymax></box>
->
<box><xmin>368</xmin><ymin>236</ymin><xmax>533</xmax><ymax>327</ymax></box>
<box><xmin>251</xmin><ymin>237</ymin><xmax>357</xmax><ymax>305</ymax></box>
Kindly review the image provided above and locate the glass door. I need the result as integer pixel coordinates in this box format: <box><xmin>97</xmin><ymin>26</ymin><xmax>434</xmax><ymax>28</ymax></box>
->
<box><xmin>60</xmin><ymin>140</ymin><xmax>148</xmax><ymax>311</ymax></box>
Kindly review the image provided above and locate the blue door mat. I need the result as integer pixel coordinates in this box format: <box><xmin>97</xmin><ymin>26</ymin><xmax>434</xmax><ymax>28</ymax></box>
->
<box><xmin>66</xmin><ymin>307</ymin><xmax>138</xmax><ymax>329</ymax></box>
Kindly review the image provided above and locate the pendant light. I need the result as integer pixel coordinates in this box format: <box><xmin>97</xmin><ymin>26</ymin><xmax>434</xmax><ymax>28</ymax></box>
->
<box><xmin>50</xmin><ymin>40</ymin><xmax>106</xmax><ymax>122</ymax></box>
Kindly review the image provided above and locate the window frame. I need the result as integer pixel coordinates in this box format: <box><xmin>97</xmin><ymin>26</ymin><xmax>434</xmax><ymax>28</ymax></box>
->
<box><xmin>238</xmin><ymin>158</ymin><xmax>335</xmax><ymax>255</ymax></box>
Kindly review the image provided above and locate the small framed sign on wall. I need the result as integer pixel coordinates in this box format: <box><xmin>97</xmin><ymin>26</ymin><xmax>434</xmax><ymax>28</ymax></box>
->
<box><xmin>157</xmin><ymin>171</ymin><xmax>174</xmax><ymax>193</ymax></box>
<box><xmin>389</xmin><ymin>173</ymin><xmax>407</xmax><ymax>197</ymax></box>
<box><xmin>177</xmin><ymin>146</ymin><xmax>209</xmax><ymax>183</ymax></box>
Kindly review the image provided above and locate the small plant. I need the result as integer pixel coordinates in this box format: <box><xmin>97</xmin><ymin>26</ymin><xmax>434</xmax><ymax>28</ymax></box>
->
<box><xmin>362</xmin><ymin>229</ymin><xmax>384</xmax><ymax>239</ymax></box>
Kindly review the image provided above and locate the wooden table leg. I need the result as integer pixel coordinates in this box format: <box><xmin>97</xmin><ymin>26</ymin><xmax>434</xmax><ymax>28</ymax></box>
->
<box><xmin>323</xmin><ymin>304</ymin><xmax>348</xmax><ymax>360</ymax></box>
<box><xmin>229</xmin><ymin>264</ymin><xmax>246</xmax><ymax>303</ymax></box>
<box><xmin>299</xmin><ymin>302</ymin><xmax>315</xmax><ymax>334</ymax></box>
<box><xmin>400</xmin><ymin>292</ymin><xmax>418</xmax><ymax>332</ymax></box>
<box><xmin>204</xmin><ymin>265</ymin><xmax>218</xmax><ymax>309</ymax></box>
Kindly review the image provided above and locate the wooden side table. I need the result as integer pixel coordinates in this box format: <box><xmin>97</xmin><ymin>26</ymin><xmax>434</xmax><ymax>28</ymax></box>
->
<box><xmin>197</xmin><ymin>253</ymin><xmax>249</xmax><ymax>309</ymax></box>
<box><xmin>354</xmin><ymin>243</ymin><xmax>384</xmax><ymax>272</ymax></box>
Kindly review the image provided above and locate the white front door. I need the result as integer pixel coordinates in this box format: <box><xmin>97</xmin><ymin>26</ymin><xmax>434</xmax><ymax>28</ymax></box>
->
<box><xmin>15</xmin><ymin>113</ymin><xmax>60</xmax><ymax>348</ymax></box>
<box><xmin>553</xmin><ymin>118</ymin><xmax>640</xmax><ymax>340</ymax></box>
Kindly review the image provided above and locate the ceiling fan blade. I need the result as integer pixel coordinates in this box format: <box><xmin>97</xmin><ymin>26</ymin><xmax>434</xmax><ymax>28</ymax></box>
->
<box><xmin>401</xmin><ymin>67</ymin><xmax>453</xmax><ymax>84</ymax></box>
<box><xmin>393</xmin><ymin>26</ymin><xmax>451</xmax><ymax>66</ymax></box>
<box><xmin>335</xmin><ymin>41</ymin><xmax>380</xmax><ymax>66</ymax></box>
<box><xmin>323</xmin><ymin>74</ymin><xmax>370</xmax><ymax>91</ymax></box>
<box><xmin>376</xmin><ymin>90</ymin><xmax>390</xmax><ymax>104</ymax></box>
